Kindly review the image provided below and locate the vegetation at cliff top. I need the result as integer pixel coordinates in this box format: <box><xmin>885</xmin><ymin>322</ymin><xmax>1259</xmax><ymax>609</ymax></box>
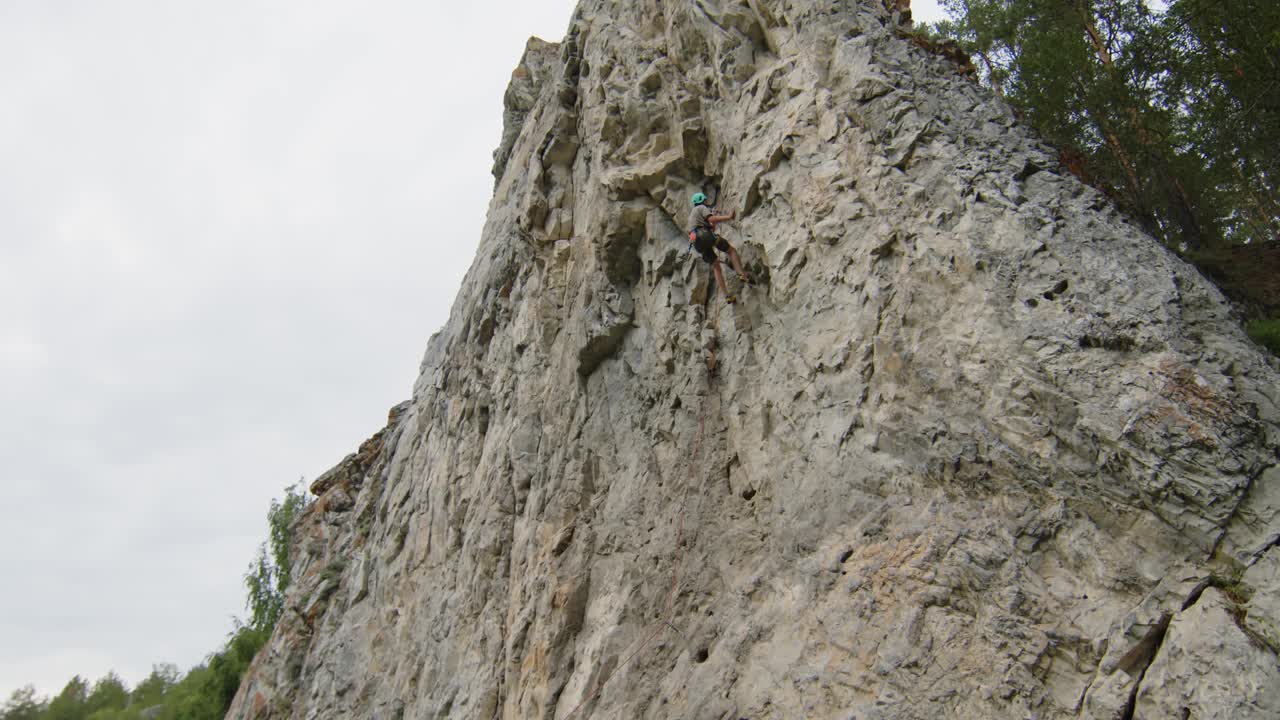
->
<box><xmin>3</xmin><ymin>484</ymin><xmax>308</xmax><ymax>720</ymax></box>
<box><xmin>1247</xmin><ymin>319</ymin><xmax>1280</xmax><ymax>354</ymax></box>
<box><xmin>931</xmin><ymin>0</ymin><xmax>1278</xmax><ymax>249</ymax></box>
<box><xmin>930</xmin><ymin>0</ymin><xmax>1279</xmax><ymax>331</ymax></box>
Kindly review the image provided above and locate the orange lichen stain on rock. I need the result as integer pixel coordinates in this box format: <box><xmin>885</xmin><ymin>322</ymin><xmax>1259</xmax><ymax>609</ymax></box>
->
<box><xmin>845</xmin><ymin>530</ymin><xmax>946</xmax><ymax>594</ymax></box>
<box><xmin>1134</xmin><ymin>359</ymin><xmax>1236</xmax><ymax>447</ymax></box>
<box><xmin>518</xmin><ymin>635</ymin><xmax>551</xmax><ymax>701</ymax></box>
<box><xmin>1156</xmin><ymin>359</ymin><xmax>1231</xmax><ymax>424</ymax></box>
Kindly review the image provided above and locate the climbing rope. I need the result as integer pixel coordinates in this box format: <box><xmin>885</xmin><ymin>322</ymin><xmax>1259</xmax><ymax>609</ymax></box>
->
<box><xmin>562</xmin><ymin>322</ymin><xmax>720</xmax><ymax>719</ymax></box>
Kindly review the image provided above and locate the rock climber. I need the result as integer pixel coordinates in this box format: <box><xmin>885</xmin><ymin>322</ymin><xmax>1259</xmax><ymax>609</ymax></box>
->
<box><xmin>688</xmin><ymin>192</ymin><xmax>750</xmax><ymax>303</ymax></box>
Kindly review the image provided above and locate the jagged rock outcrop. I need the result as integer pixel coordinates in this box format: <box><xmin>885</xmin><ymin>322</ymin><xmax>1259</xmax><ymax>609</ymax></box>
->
<box><xmin>227</xmin><ymin>1</ymin><xmax>1280</xmax><ymax>718</ymax></box>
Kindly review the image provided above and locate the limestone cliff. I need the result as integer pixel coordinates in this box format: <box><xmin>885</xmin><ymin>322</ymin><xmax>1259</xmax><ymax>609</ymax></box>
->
<box><xmin>227</xmin><ymin>1</ymin><xmax>1280</xmax><ymax>718</ymax></box>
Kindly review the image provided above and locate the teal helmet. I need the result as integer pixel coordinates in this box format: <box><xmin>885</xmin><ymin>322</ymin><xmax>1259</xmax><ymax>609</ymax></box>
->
<box><xmin>691</xmin><ymin>192</ymin><xmax>707</xmax><ymax>206</ymax></box>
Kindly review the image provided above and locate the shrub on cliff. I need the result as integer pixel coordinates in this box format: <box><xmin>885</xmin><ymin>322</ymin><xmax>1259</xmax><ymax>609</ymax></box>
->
<box><xmin>1247</xmin><ymin>319</ymin><xmax>1280</xmax><ymax>355</ymax></box>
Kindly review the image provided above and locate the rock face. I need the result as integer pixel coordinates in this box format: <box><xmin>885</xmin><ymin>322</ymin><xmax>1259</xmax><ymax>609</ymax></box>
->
<box><xmin>227</xmin><ymin>1</ymin><xmax>1280</xmax><ymax>718</ymax></box>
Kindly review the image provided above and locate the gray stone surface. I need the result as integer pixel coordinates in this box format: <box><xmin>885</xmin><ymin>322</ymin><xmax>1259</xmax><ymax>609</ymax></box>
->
<box><xmin>227</xmin><ymin>1</ymin><xmax>1280</xmax><ymax>718</ymax></box>
<box><xmin>1133</xmin><ymin>589</ymin><xmax>1280</xmax><ymax>719</ymax></box>
<box><xmin>1245</xmin><ymin>547</ymin><xmax>1280</xmax><ymax>656</ymax></box>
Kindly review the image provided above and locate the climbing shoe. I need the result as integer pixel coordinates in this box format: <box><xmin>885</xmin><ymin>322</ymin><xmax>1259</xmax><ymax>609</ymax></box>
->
<box><xmin>725</xmin><ymin>294</ymin><xmax>737</xmax><ymax>304</ymax></box>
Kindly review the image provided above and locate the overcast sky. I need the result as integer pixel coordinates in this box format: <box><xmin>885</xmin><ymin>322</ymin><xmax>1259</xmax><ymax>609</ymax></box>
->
<box><xmin>0</xmin><ymin>0</ymin><xmax>946</xmax><ymax>700</ymax></box>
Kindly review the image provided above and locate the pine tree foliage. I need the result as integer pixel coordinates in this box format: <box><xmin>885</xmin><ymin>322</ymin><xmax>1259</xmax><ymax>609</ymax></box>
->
<box><xmin>1156</xmin><ymin>0</ymin><xmax>1280</xmax><ymax>244</ymax></box>
<box><xmin>932</xmin><ymin>0</ymin><xmax>1279</xmax><ymax>252</ymax></box>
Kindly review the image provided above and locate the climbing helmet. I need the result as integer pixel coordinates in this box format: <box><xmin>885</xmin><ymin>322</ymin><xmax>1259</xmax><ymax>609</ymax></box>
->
<box><xmin>691</xmin><ymin>192</ymin><xmax>707</xmax><ymax>206</ymax></box>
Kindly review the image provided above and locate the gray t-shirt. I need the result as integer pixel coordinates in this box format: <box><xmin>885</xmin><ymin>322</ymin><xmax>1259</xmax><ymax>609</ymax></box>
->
<box><xmin>688</xmin><ymin>204</ymin><xmax>715</xmax><ymax>232</ymax></box>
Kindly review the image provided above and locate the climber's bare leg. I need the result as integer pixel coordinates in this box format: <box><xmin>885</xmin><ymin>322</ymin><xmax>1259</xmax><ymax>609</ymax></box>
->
<box><xmin>711</xmin><ymin>259</ymin><xmax>729</xmax><ymax>297</ymax></box>
<box><xmin>724</xmin><ymin>244</ymin><xmax>747</xmax><ymax>280</ymax></box>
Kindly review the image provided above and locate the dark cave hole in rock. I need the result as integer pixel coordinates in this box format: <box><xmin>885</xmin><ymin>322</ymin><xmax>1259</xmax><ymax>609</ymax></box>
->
<box><xmin>1043</xmin><ymin>279</ymin><xmax>1069</xmax><ymax>300</ymax></box>
<box><xmin>1080</xmin><ymin>334</ymin><xmax>1136</xmax><ymax>352</ymax></box>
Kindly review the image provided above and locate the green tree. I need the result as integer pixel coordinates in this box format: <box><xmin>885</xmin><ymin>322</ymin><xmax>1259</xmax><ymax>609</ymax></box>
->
<box><xmin>153</xmin><ymin>664</ymin><xmax>222</xmax><ymax>720</ymax></box>
<box><xmin>243</xmin><ymin>481</ymin><xmax>309</xmax><ymax>633</ymax></box>
<box><xmin>932</xmin><ymin>0</ymin><xmax>1279</xmax><ymax>252</ymax></box>
<box><xmin>46</xmin><ymin>676</ymin><xmax>88</xmax><ymax>720</ymax></box>
<box><xmin>83</xmin><ymin>674</ymin><xmax>128</xmax><ymax>717</ymax></box>
<box><xmin>128</xmin><ymin>664</ymin><xmax>177</xmax><ymax>711</ymax></box>
<box><xmin>1</xmin><ymin>686</ymin><xmax>45</xmax><ymax>720</ymax></box>
<box><xmin>1153</xmin><ymin>0</ymin><xmax>1280</xmax><ymax>244</ymax></box>
<box><xmin>149</xmin><ymin>624</ymin><xmax>267</xmax><ymax>720</ymax></box>
<box><xmin>4</xmin><ymin>483</ymin><xmax>313</xmax><ymax>720</ymax></box>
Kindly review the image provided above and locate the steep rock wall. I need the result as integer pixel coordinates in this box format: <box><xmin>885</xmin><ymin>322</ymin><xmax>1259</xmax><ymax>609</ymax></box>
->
<box><xmin>228</xmin><ymin>1</ymin><xmax>1280</xmax><ymax>718</ymax></box>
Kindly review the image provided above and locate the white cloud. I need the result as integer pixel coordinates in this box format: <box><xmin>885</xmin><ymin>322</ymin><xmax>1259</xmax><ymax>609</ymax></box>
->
<box><xmin>0</xmin><ymin>333</ymin><xmax>49</xmax><ymax>375</ymax></box>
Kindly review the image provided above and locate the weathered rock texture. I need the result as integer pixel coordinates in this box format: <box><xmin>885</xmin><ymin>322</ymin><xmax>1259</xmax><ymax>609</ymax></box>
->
<box><xmin>227</xmin><ymin>1</ymin><xmax>1280</xmax><ymax>718</ymax></box>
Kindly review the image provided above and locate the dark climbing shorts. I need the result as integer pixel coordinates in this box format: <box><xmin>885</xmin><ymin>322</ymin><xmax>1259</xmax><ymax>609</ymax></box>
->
<box><xmin>690</xmin><ymin>228</ymin><xmax>730</xmax><ymax>264</ymax></box>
